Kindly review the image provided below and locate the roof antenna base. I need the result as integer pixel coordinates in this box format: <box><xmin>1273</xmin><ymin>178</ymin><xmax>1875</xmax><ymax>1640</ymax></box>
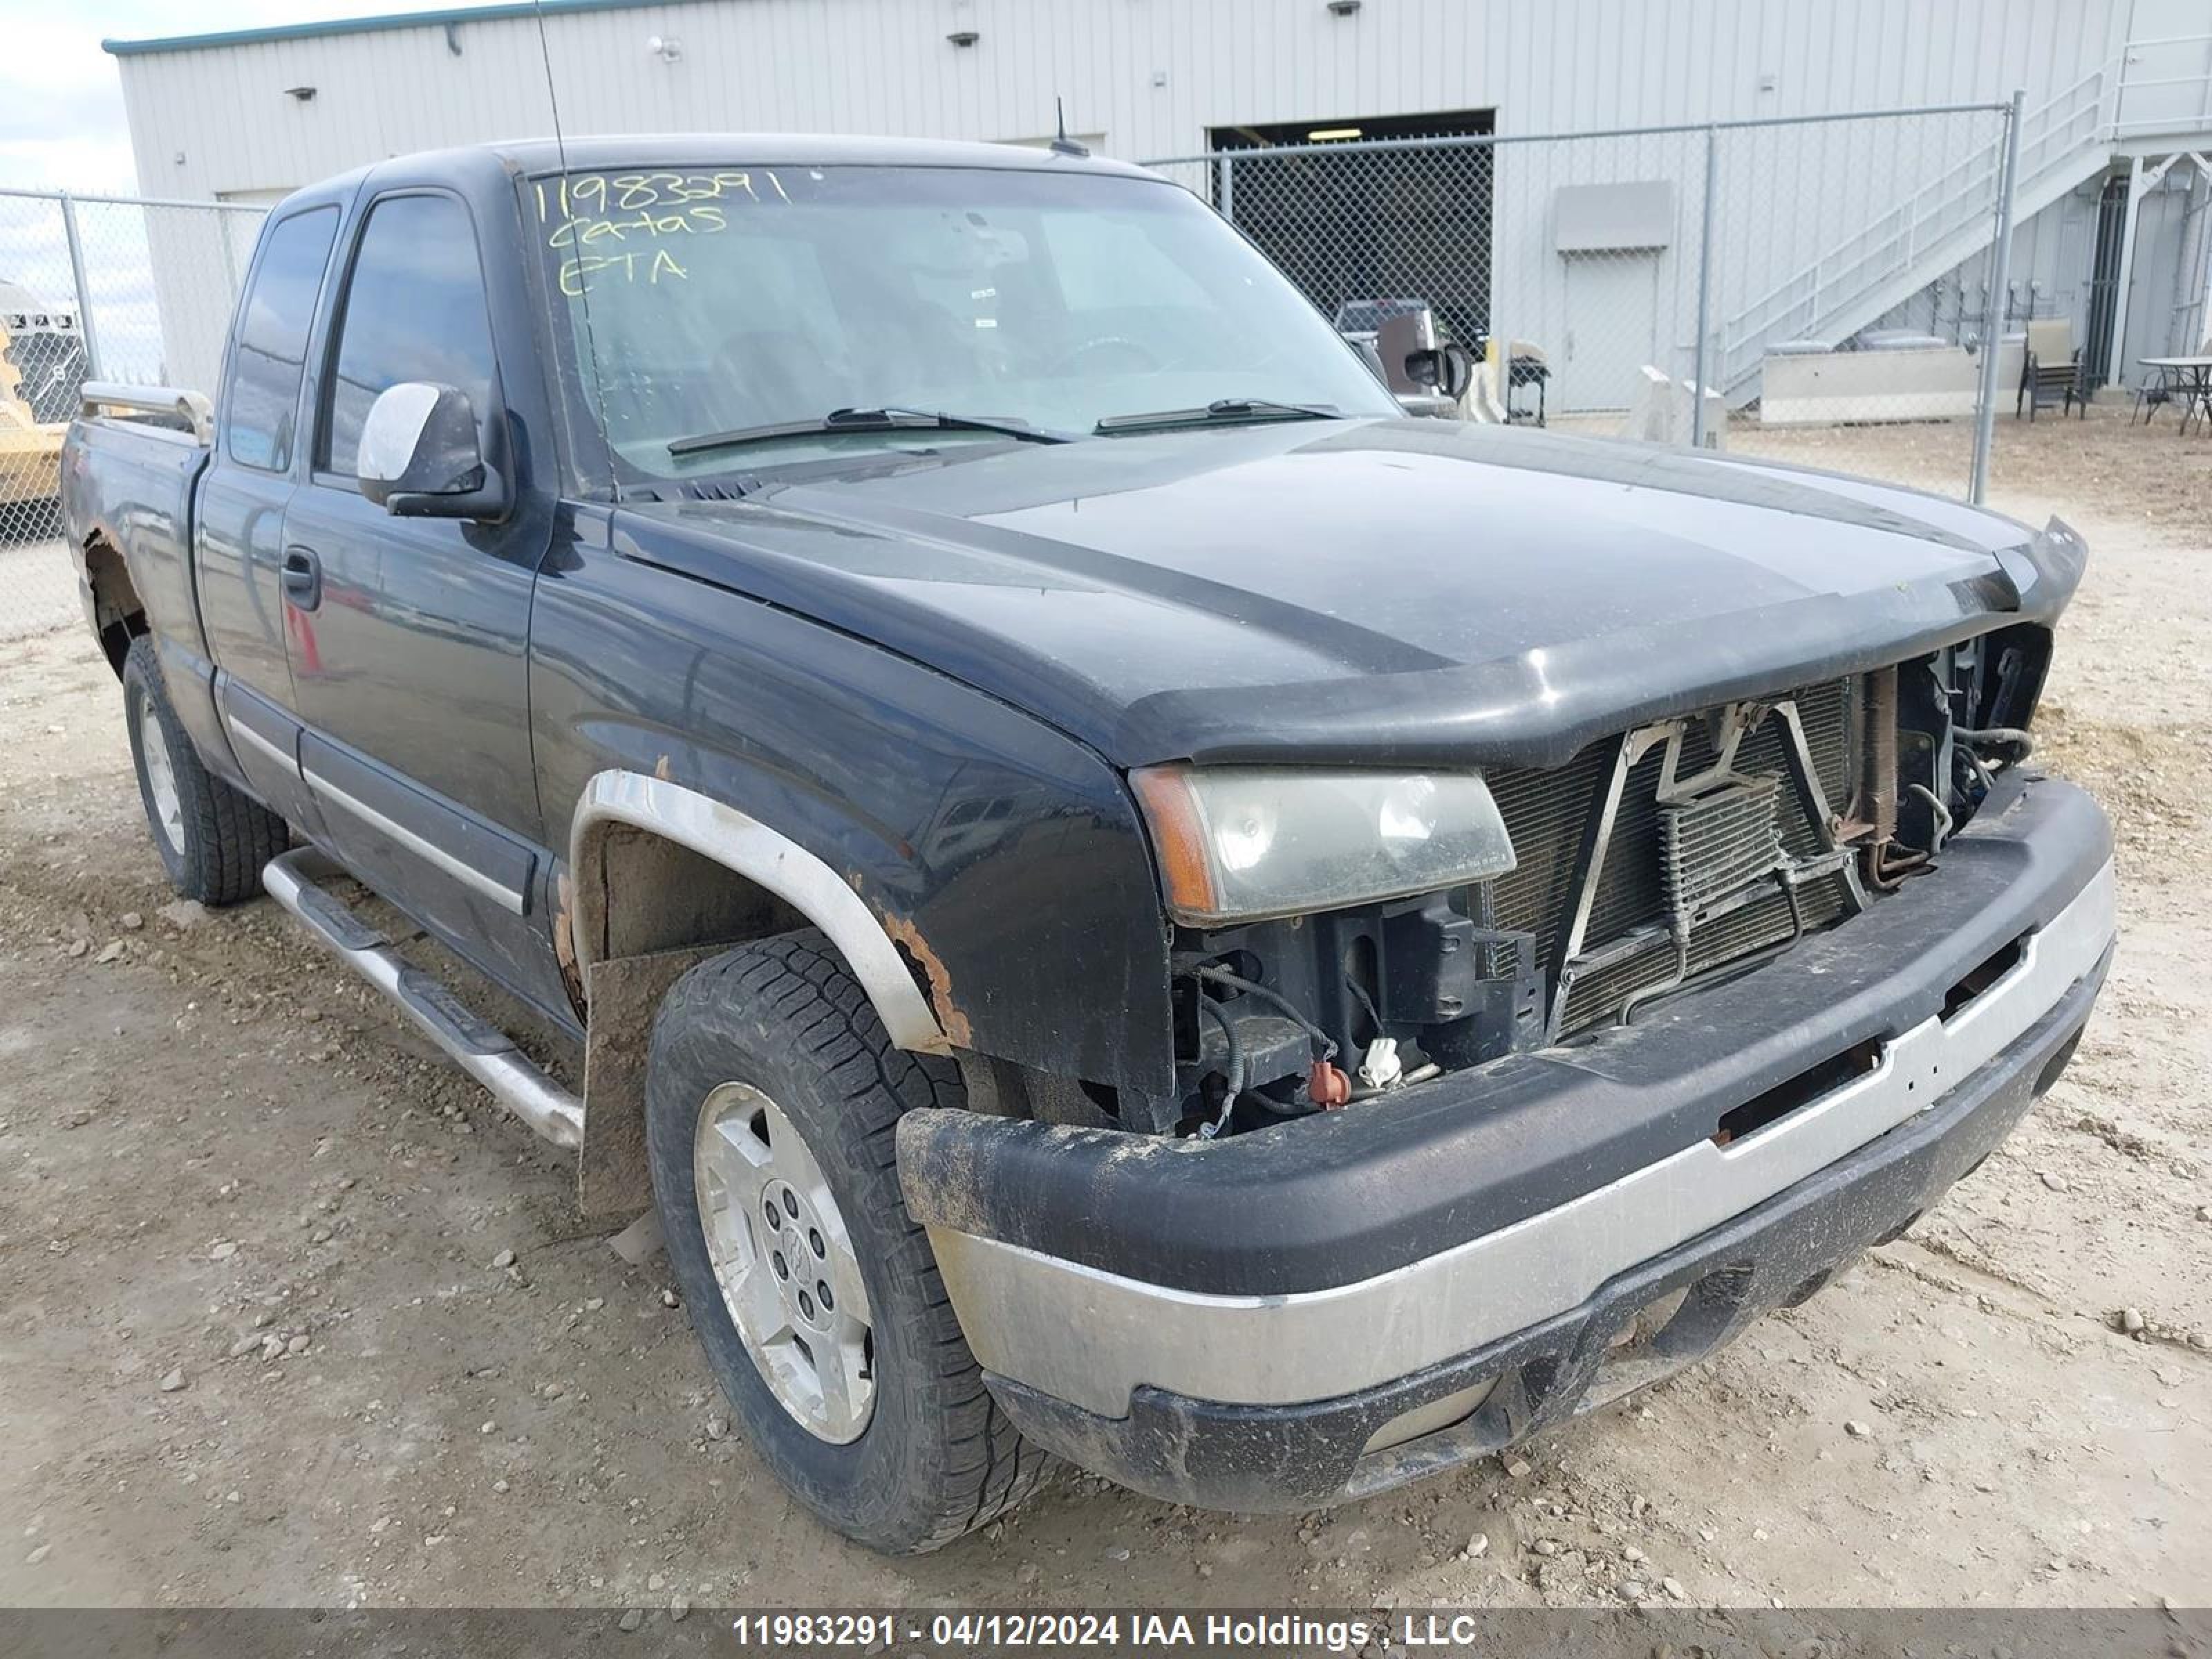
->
<box><xmin>1048</xmin><ymin>95</ymin><xmax>1089</xmax><ymax>158</ymax></box>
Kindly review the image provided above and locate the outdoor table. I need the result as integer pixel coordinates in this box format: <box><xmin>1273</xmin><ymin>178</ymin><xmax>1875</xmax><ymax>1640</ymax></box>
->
<box><xmin>2139</xmin><ymin>357</ymin><xmax>2212</xmax><ymax>432</ymax></box>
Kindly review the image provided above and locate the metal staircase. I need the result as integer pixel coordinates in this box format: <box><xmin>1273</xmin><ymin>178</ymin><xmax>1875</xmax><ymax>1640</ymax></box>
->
<box><xmin>1715</xmin><ymin>69</ymin><xmax>2118</xmax><ymax>400</ymax></box>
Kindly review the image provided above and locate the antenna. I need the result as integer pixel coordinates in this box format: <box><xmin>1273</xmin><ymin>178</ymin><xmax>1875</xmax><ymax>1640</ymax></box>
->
<box><xmin>531</xmin><ymin>0</ymin><xmax>574</xmax><ymax>176</ymax></box>
<box><xmin>1049</xmin><ymin>96</ymin><xmax>1089</xmax><ymax>158</ymax></box>
<box><xmin>531</xmin><ymin>0</ymin><xmax>617</xmax><ymax>482</ymax></box>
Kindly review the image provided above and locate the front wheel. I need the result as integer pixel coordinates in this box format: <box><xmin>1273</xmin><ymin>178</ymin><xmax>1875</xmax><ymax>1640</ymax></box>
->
<box><xmin>646</xmin><ymin>930</ymin><xmax>1050</xmax><ymax>1553</ymax></box>
<box><xmin>122</xmin><ymin>635</ymin><xmax>288</xmax><ymax>903</ymax></box>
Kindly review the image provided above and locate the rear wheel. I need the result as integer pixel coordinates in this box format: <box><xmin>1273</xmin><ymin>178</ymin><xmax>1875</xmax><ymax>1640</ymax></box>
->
<box><xmin>646</xmin><ymin>929</ymin><xmax>1049</xmax><ymax>1553</ymax></box>
<box><xmin>122</xmin><ymin>635</ymin><xmax>288</xmax><ymax>903</ymax></box>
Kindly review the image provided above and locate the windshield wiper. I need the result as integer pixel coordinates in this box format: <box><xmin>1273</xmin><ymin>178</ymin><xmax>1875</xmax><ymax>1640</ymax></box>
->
<box><xmin>668</xmin><ymin>406</ymin><xmax>1074</xmax><ymax>457</ymax></box>
<box><xmin>1093</xmin><ymin>397</ymin><xmax>1340</xmax><ymax>435</ymax></box>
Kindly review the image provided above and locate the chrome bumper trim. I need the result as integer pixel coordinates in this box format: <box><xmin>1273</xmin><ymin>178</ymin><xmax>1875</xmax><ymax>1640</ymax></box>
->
<box><xmin>926</xmin><ymin>861</ymin><xmax>2115</xmax><ymax>1418</ymax></box>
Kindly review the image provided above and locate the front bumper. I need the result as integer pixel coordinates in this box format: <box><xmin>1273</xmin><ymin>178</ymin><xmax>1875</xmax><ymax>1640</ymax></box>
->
<box><xmin>897</xmin><ymin>776</ymin><xmax>2115</xmax><ymax>1509</ymax></box>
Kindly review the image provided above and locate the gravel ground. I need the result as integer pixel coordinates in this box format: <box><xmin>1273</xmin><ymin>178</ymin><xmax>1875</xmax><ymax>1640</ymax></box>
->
<box><xmin>0</xmin><ymin>407</ymin><xmax>2206</xmax><ymax>1615</ymax></box>
<box><xmin>0</xmin><ymin>533</ymin><xmax>75</xmax><ymax>643</ymax></box>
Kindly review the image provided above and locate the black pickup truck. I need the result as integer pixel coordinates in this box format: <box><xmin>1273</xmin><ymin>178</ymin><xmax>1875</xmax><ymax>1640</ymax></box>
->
<box><xmin>62</xmin><ymin>135</ymin><xmax>2113</xmax><ymax>1554</ymax></box>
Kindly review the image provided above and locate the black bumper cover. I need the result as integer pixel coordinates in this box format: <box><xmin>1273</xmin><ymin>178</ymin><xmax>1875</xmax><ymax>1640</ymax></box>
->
<box><xmin>897</xmin><ymin>775</ymin><xmax>2113</xmax><ymax>1508</ymax></box>
<box><xmin>986</xmin><ymin>948</ymin><xmax>2105</xmax><ymax>1510</ymax></box>
<box><xmin>900</xmin><ymin>778</ymin><xmax>2110</xmax><ymax>1298</ymax></box>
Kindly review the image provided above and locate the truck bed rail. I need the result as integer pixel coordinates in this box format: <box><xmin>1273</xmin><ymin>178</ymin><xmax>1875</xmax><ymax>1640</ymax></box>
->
<box><xmin>78</xmin><ymin>381</ymin><xmax>215</xmax><ymax>443</ymax></box>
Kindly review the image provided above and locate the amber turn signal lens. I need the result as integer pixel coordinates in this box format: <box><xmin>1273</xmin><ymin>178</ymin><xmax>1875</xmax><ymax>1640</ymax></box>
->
<box><xmin>1129</xmin><ymin>765</ymin><xmax>1221</xmax><ymax>922</ymax></box>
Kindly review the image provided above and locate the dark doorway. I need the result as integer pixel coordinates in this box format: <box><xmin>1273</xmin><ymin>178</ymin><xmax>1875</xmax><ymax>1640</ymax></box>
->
<box><xmin>1206</xmin><ymin>109</ymin><xmax>1497</xmax><ymax>348</ymax></box>
<box><xmin>1210</xmin><ymin>109</ymin><xmax>1496</xmax><ymax>150</ymax></box>
<box><xmin>2083</xmin><ymin>171</ymin><xmax>2129</xmax><ymax>385</ymax></box>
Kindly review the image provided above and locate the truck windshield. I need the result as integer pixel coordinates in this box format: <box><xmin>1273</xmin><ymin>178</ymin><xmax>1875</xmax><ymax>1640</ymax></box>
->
<box><xmin>532</xmin><ymin>163</ymin><xmax>1397</xmax><ymax>481</ymax></box>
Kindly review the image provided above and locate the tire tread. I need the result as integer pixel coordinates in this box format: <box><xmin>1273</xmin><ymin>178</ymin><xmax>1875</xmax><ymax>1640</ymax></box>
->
<box><xmin>648</xmin><ymin>928</ymin><xmax>1051</xmax><ymax>1553</ymax></box>
<box><xmin>123</xmin><ymin>636</ymin><xmax>287</xmax><ymax>905</ymax></box>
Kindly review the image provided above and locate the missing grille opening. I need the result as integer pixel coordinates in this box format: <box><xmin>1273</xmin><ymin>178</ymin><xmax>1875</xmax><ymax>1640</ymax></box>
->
<box><xmin>1485</xmin><ymin>682</ymin><xmax>1858</xmax><ymax>1038</ymax></box>
<box><xmin>1714</xmin><ymin>1038</ymin><xmax>1882</xmax><ymax>1145</ymax></box>
<box><xmin>1940</xmin><ymin>934</ymin><xmax>2027</xmax><ymax>1022</ymax></box>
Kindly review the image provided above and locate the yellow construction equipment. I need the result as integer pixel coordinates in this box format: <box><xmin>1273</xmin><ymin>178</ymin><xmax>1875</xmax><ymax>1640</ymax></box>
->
<box><xmin>0</xmin><ymin>312</ymin><xmax>66</xmax><ymax>516</ymax></box>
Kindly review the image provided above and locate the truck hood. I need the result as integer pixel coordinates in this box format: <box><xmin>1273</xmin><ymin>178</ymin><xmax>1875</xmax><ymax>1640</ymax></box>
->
<box><xmin>616</xmin><ymin>419</ymin><xmax>2085</xmax><ymax>769</ymax></box>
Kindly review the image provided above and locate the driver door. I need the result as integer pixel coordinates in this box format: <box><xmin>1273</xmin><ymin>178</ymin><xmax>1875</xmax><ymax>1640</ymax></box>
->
<box><xmin>279</xmin><ymin>185</ymin><xmax>568</xmax><ymax>1020</ymax></box>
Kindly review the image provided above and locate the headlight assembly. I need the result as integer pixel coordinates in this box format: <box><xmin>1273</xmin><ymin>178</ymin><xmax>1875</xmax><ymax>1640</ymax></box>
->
<box><xmin>1130</xmin><ymin>765</ymin><xmax>1517</xmax><ymax>926</ymax></box>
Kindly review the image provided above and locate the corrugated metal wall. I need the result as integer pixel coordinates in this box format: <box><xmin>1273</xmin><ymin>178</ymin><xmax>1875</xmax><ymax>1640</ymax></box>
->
<box><xmin>113</xmin><ymin>0</ymin><xmax>2211</xmax><ymax>398</ymax></box>
<box><xmin>116</xmin><ymin>0</ymin><xmax>2139</xmax><ymax>201</ymax></box>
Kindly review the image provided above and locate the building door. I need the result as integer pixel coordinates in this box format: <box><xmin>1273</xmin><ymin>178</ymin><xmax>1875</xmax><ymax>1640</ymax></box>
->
<box><xmin>1556</xmin><ymin>253</ymin><xmax>1662</xmax><ymax>413</ymax></box>
<box><xmin>2083</xmin><ymin>173</ymin><xmax>2131</xmax><ymax>384</ymax></box>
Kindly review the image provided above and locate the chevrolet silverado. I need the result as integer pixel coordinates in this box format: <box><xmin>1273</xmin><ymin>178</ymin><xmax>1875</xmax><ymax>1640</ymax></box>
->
<box><xmin>62</xmin><ymin>135</ymin><xmax>2112</xmax><ymax>1553</ymax></box>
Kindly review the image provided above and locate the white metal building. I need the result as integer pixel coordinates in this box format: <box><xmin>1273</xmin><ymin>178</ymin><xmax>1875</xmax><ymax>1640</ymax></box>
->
<box><xmin>105</xmin><ymin>0</ymin><xmax>2212</xmax><ymax>406</ymax></box>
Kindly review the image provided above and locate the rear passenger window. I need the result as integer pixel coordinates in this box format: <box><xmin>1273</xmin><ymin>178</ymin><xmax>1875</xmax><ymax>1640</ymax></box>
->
<box><xmin>225</xmin><ymin>207</ymin><xmax>338</xmax><ymax>473</ymax></box>
<box><xmin>319</xmin><ymin>194</ymin><xmax>499</xmax><ymax>480</ymax></box>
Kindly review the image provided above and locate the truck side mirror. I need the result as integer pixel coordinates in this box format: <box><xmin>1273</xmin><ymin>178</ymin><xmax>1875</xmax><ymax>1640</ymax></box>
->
<box><xmin>1404</xmin><ymin>343</ymin><xmax>1475</xmax><ymax>401</ymax></box>
<box><xmin>357</xmin><ymin>382</ymin><xmax>509</xmax><ymax>521</ymax></box>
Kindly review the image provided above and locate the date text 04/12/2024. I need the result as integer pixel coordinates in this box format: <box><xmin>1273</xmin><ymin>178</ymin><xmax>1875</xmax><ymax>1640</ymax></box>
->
<box><xmin>726</xmin><ymin>1611</ymin><xmax>1402</xmax><ymax>1651</ymax></box>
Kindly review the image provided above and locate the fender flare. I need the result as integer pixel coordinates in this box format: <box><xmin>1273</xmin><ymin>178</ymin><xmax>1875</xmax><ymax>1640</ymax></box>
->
<box><xmin>568</xmin><ymin>769</ymin><xmax>950</xmax><ymax>1054</ymax></box>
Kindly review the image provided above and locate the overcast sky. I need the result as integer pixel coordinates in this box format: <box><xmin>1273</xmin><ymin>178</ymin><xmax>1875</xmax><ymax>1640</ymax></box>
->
<box><xmin>1</xmin><ymin>1</ymin><xmax>496</xmax><ymax>192</ymax></box>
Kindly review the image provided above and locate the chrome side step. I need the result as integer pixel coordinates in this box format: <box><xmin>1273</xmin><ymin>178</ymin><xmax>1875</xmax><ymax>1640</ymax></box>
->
<box><xmin>261</xmin><ymin>849</ymin><xmax>585</xmax><ymax>1150</ymax></box>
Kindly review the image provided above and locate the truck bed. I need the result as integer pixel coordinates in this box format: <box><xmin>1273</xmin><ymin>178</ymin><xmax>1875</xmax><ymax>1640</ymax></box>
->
<box><xmin>62</xmin><ymin>386</ymin><xmax>216</xmax><ymax>693</ymax></box>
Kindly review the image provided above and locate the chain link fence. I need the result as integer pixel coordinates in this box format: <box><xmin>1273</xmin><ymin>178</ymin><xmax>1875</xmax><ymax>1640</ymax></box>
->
<box><xmin>1147</xmin><ymin>100</ymin><xmax>2024</xmax><ymax>496</ymax></box>
<box><xmin>1</xmin><ymin>187</ymin><xmax>265</xmax><ymax>639</ymax></box>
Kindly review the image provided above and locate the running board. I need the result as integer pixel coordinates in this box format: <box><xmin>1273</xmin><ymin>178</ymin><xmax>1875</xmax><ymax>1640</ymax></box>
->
<box><xmin>261</xmin><ymin>849</ymin><xmax>585</xmax><ymax>1150</ymax></box>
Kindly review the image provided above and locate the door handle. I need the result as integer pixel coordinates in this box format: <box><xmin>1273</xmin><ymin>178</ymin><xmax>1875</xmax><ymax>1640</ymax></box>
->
<box><xmin>281</xmin><ymin>545</ymin><xmax>322</xmax><ymax>610</ymax></box>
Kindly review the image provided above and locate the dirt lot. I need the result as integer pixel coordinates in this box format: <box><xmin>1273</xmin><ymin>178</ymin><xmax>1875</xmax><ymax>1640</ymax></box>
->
<box><xmin>0</xmin><ymin>534</ymin><xmax>77</xmax><ymax>642</ymax></box>
<box><xmin>1</xmin><ymin>406</ymin><xmax>2206</xmax><ymax>1617</ymax></box>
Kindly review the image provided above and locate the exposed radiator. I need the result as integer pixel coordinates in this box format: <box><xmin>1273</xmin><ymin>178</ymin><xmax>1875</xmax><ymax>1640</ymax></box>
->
<box><xmin>1485</xmin><ymin>679</ymin><xmax>1856</xmax><ymax>1036</ymax></box>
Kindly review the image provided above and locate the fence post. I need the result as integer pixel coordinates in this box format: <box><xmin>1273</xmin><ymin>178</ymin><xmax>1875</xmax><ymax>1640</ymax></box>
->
<box><xmin>1215</xmin><ymin>154</ymin><xmax>1235</xmax><ymax>224</ymax></box>
<box><xmin>1691</xmin><ymin>124</ymin><xmax>1718</xmax><ymax>449</ymax></box>
<box><xmin>57</xmin><ymin>189</ymin><xmax>104</xmax><ymax>383</ymax></box>
<box><xmin>1969</xmin><ymin>91</ymin><xmax>2025</xmax><ymax>505</ymax></box>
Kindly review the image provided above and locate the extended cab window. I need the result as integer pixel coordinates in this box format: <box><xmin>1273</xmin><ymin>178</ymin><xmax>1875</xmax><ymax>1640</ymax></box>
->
<box><xmin>225</xmin><ymin>207</ymin><xmax>338</xmax><ymax>473</ymax></box>
<box><xmin>319</xmin><ymin>193</ymin><xmax>499</xmax><ymax>479</ymax></box>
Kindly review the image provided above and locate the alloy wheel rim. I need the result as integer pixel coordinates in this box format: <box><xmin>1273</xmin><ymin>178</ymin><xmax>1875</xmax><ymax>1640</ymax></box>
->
<box><xmin>692</xmin><ymin>1080</ymin><xmax>875</xmax><ymax>1443</ymax></box>
<box><xmin>138</xmin><ymin>701</ymin><xmax>184</xmax><ymax>854</ymax></box>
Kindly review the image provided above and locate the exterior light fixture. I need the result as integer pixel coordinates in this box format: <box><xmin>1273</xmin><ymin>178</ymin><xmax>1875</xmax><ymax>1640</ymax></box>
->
<box><xmin>946</xmin><ymin>30</ymin><xmax>980</xmax><ymax>47</ymax></box>
<box><xmin>1308</xmin><ymin>126</ymin><xmax>1363</xmax><ymax>141</ymax></box>
<box><xmin>284</xmin><ymin>85</ymin><xmax>317</xmax><ymax>101</ymax></box>
<box><xmin>1327</xmin><ymin>0</ymin><xmax>1362</xmax><ymax>14</ymax></box>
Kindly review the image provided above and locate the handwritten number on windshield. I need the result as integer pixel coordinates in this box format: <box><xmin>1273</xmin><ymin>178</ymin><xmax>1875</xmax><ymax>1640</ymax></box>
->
<box><xmin>537</xmin><ymin>171</ymin><xmax>791</xmax><ymax>294</ymax></box>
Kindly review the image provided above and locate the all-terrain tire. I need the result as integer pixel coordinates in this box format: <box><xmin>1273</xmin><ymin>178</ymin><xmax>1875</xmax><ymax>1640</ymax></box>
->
<box><xmin>646</xmin><ymin>929</ymin><xmax>1051</xmax><ymax>1553</ymax></box>
<box><xmin>122</xmin><ymin>635</ymin><xmax>288</xmax><ymax>903</ymax></box>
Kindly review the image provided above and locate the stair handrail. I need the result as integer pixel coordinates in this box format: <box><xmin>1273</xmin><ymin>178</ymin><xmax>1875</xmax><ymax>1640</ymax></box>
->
<box><xmin>1715</xmin><ymin>66</ymin><xmax>2108</xmax><ymax>373</ymax></box>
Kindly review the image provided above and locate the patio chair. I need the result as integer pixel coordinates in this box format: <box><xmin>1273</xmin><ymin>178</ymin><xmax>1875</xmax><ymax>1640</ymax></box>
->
<box><xmin>2016</xmin><ymin>318</ymin><xmax>2085</xmax><ymax>420</ymax></box>
<box><xmin>2130</xmin><ymin>366</ymin><xmax>2175</xmax><ymax>425</ymax></box>
<box><xmin>2184</xmin><ymin>333</ymin><xmax>2212</xmax><ymax>435</ymax></box>
<box><xmin>2133</xmin><ymin>330</ymin><xmax>2212</xmax><ymax>427</ymax></box>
